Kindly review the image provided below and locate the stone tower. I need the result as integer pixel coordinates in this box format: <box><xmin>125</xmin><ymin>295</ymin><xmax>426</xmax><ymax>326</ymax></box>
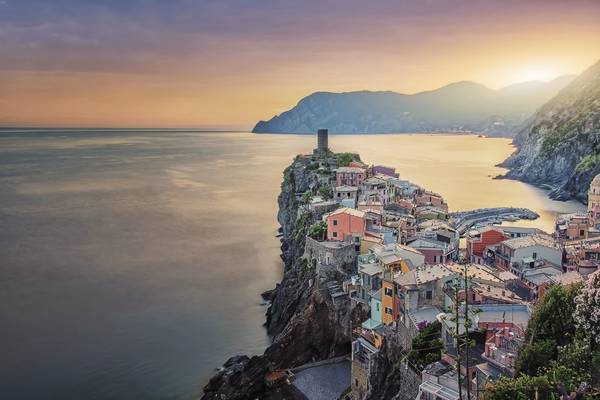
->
<box><xmin>317</xmin><ymin>129</ymin><xmax>329</xmax><ymax>153</ymax></box>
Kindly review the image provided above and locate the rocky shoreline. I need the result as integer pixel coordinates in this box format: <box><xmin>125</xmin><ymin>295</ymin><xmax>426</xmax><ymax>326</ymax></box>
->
<box><xmin>498</xmin><ymin>59</ymin><xmax>600</xmax><ymax>203</ymax></box>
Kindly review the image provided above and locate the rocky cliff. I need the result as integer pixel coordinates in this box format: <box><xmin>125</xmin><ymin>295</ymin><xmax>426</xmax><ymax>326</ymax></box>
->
<box><xmin>253</xmin><ymin>77</ymin><xmax>572</xmax><ymax>136</ymax></box>
<box><xmin>502</xmin><ymin>59</ymin><xmax>600</xmax><ymax>202</ymax></box>
<box><xmin>361</xmin><ymin>329</ymin><xmax>421</xmax><ymax>400</ymax></box>
<box><xmin>202</xmin><ymin>153</ymin><xmax>366</xmax><ymax>399</ymax></box>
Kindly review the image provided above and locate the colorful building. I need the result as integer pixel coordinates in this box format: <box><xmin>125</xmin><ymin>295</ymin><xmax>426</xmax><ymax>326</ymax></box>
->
<box><xmin>370</xmin><ymin>165</ymin><xmax>399</xmax><ymax>178</ymax></box>
<box><xmin>335</xmin><ymin>166</ymin><xmax>367</xmax><ymax>187</ymax></box>
<box><xmin>327</xmin><ymin>207</ymin><xmax>366</xmax><ymax>242</ymax></box>
<box><xmin>466</xmin><ymin>226</ymin><xmax>508</xmax><ymax>264</ymax></box>
<box><xmin>555</xmin><ymin>213</ymin><xmax>589</xmax><ymax>241</ymax></box>
<box><xmin>494</xmin><ymin>234</ymin><xmax>562</xmax><ymax>271</ymax></box>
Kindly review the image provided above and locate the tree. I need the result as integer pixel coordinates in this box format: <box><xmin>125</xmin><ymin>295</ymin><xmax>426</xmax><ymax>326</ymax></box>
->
<box><xmin>524</xmin><ymin>284</ymin><xmax>579</xmax><ymax>347</ymax></box>
<box><xmin>307</xmin><ymin>221</ymin><xmax>327</xmax><ymax>241</ymax></box>
<box><xmin>318</xmin><ymin>186</ymin><xmax>333</xmax><ymax>199</ymax></box>
<box><xmin>485</xmin><ymin>374</ymin><xmax>553</xmax><ymax>400</ymax></box>
<box><xmin>574</xmin><ymin>272</ymin><xmax>600</xmax><ymax>385</ymax></box>
<box><xmin>408</xmin><ymin>321</ymin><xmax>442</xmax><ymax>370</ymax></box>
<box><xmin>336</xmin><ymin>153</ymin><xmax>355</xmax><ymax>167</ymax></box>
<box><xmin>515</xmin><ymin>339</ymin><xmax>558</xmax><ymax>376</ymax></box>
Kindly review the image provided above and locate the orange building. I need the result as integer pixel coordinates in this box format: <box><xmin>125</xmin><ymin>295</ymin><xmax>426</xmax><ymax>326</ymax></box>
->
<box><xmin>327</xmin><ymin>207</ymin><xmax>366</xmax><ymax>242</ymax></box>
<box><xmin>466</xmin><ymin>226</ymin><xmax>507</xmax><ymax>264</ymax></box>
<box><xmin>380</xmin><ymin>259</ymin><xmax>410</xmax><ymax>325</ymax></box>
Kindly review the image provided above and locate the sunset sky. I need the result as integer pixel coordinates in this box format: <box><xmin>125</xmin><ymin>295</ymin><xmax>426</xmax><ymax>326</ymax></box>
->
<box><xmin>1</xmin><ymin>0</ymin><xmax>599</xmax><ymax>128</ymax></box>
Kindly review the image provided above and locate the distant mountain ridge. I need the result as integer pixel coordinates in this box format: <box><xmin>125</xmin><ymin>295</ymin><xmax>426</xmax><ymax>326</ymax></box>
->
<box><xmin>501</xmin><ymin>59</ymin><xmax>600</xmax><ymax>202</ymax></box>
<box><xmin>253</xmin><ymin>76</ymin><xmax>574</xmax><ymax>136</ymax></box>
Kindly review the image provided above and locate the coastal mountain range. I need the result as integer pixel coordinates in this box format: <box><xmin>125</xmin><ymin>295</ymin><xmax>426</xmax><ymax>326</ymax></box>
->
<box><xmin>501</xmin><ymin>58</ymin><xmax>600</xmax><ymax>202</ymax></box>
<box><xmin>253</xmin><ymin>76</ymin><xmax>574</xmax><ymax>136</ymax></box>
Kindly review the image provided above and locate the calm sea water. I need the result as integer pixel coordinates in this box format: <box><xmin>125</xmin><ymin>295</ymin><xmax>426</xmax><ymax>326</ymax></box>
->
<box><xmin>0</xmin><ymin>130</ymin><xmax>584</xmax><ymax>399</ymax></box>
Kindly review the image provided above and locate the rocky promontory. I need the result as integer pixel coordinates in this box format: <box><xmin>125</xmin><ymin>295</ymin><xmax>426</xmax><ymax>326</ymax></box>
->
<box><xmin>201</xmin><ymin>152</ymin><xmax>367</xmax><ymax>399</ymax></box>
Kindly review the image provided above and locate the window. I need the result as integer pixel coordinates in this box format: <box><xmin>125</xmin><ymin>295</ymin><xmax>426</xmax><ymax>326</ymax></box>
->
<box><xmin>385</xmin><ymin>287</ymin><xmax>393</xmax><ymax>297</ymax></box>
<box><xmin>332</xmin><ymin>232</ymin><xmax>337</xmax><ymax>238</ymax></box>
<box><xmin>426</xmin><ymin>290</ymin><xmax>433</xmax><ymax>300</ymax></box>
<box><xmin>532</xmin><ymin>252</ymin><xmax>537</xmax><ymax>259</ymax></box>
<box><xmin>433</xmin><ymin>255</ymin><xmax>437</xmax><ymax>263</ymax></box>
<box><xmin>333</xmin><ymin>219</ymin><xmax>338</xmax><ymax>226</ymax></box>
<box><xmin>376</xmin><ymin>303</ymin><xmax>380</xmax><ymax>311</ymax></box>
<box><xmin>385</xmin><ymin>307</ymin><xmax>393</xmax><ymax>315</ymax></box>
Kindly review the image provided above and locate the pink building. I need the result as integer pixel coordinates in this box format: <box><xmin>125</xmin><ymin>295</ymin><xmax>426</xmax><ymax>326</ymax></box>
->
<box><xmin>358</xmin><ymin>199</ymin><xmax>384</xmax><ymax>214</ymax></box>
<box><xmin>370</xmin><ymin>165</ymin><xmax>399</xmax><ymax>178</ymax></box>
<box><xmin>336</xmin><ymin>167</ymin><xmax>367</xmax><ymax>187</ymax></box>
<box><xmin>415</xmin><ymin>191</ymin><xmax>447</xmax><ymax>211</ymax></box>
<box><xmin>555</xmin><ymin>213</ymin><xmax>588</xmax><ymax>241</ymax></box>
<box><xmin>327</xmin><ymin>207</ymin><xmax>366</xmax><ymax>242</ymax></box>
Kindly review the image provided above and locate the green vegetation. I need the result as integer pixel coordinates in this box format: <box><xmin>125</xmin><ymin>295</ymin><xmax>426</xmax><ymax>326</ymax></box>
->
<box><xmin>539</xmin><ymin>116</ymin><xmax>588</xmax><ymax>156</ymax></box>
<box><xmin>307</xmin><ymin>221</ymin><xmax>327</xmax><ymax>241</ymax></box>
<box><xmin>577</xmin><ymin>153</ymin><xmax>600</xmax><ymax>172</ymax></box>
<box><xmin>301</xmin><ymin>191</ymin><xmax>313</xmax><ymax>204</ymax></box>
<box><xmin>407</xmin><ymin>321</ymin><xmax>443</xmax><ymax>371</ymax></box>
<box><xmin>307</xmin><ymin>162</ymin><xmax>320</xmax><ymax>171</ymax></box>
<box><xmin>336</xmin><ymin>152</ymin><xmax>357</xmax><ymax>167</ymax></box>
<box><xmin>297</xmin><ymin>257</ymin><xmax>315</xmax><ymax>275</ymax></box>
<box><xmin>486</xmin><ymin>283</ymin><xmax>600</xmax><ymax>399</ymax></box>
<box><xmin>282</xmin><ymin>168</ymin><xmax>295</xmax><ymax>187</ymax></box>
<box><xmin>318</xmin><ymin>186</ymin><xmax>333</xmax><ymax>199</ymax></box>
<box><xmin>293</xmin><ymin>212</ymin><xmax>310</xmax><ymax>241</ymax></box>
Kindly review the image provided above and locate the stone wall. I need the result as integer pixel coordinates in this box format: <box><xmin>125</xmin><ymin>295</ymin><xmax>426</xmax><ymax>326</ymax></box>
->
<box><xmin>304</xmin><ymin>236</ymin><xmax>357</xmax><ymax>276</ymax></box>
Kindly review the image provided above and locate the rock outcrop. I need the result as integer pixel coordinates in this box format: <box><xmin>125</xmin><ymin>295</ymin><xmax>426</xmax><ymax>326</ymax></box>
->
<box><xmin>252</xmin><ymin>77</ymin><xmax>573</xmax><ymax>137</ymax></box>
<box><xmin>201</xmin><ymin>153</ymin><xmax>366</xmax><ymax>399</ymax></box>
<box><xmin>364</xmin><ymin>330</ymin><xmax>421</xmax><ymax>400</ymax></box>
<box><xmin>501</xmin><ymin>59</ymin><xmax>600</xmax><ymax>202</ymax></box>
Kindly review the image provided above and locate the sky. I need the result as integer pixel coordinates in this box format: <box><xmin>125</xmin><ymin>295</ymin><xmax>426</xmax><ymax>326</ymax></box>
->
<box><xmin>1</xmin><ymin>0</ymin><xmax>599</xmax><ymax>129</ymax></box>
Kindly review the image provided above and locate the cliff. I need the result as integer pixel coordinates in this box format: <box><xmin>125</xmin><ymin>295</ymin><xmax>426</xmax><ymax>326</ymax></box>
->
<box><xmin>252</xmin><ymin>77</ymin><xmax>572</xmax><ymax>136</ymax></box>
<box><xmin>202</xmin><ymin>153</ymin><xmax>366</xmax><ymax>399</ymax></box>
<box><xmin>364</xmin><ymin>330</ymin><xmax>421</xmax><ymax>400</ymax></box>
<box><xmin>501</xmin><ymin>59</ymin><xmax>600</xmax><ymax>202</ymax></box>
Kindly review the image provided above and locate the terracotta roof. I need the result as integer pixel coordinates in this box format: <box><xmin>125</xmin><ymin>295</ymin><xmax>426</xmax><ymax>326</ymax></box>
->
<box><xmin>329</xmin><ymin>207</ymin><xmax>365</xmax><ymax>218</ymax></box>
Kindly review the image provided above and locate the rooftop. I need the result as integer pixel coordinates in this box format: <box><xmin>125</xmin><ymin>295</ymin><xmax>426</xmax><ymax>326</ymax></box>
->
<box><xmin>502</xmin><ymin>234</ymin><xmax>559</xmax><ymax>250</ymax></box>
<box><xmin>329</xmin><ymin>207</ymin><xmax>365</xmax><ymax>218</ymax></box>
<box><xmin>335</xmin><ymin>185</ymin><xmax>358</xmax><ymax>192</ymax></box>
<box><xmin>395</xmin><ymin>264</ymin><xmax>455</xmax><ymax>287</ymax></box>
<box><xmin>472</xmin><ymin>283</ymin><xmax>524</xmax><ymax>304</ymax></box>
<box><xmin>359</xmin><ymin>263</ymin><xmax>383</xmax><ymax>276</ymax></box>
<box><xmin>407</xmin><ymin>305</ymin><xmax>444</xmax><ymax>328</ymax></box>
<box><xmin>335</xmin><ymin>166</ymin><xmax>365</xmax><ymax>173</ymax></box>
<box><xmin>444</xmin><ymin>263</ymin><xmax>502</xmax><ymax>284</ymax></box>
<box><xmin>549</xmin><ymin>271</ymin><xmax>584</xmax><ymax>286</ymax></box>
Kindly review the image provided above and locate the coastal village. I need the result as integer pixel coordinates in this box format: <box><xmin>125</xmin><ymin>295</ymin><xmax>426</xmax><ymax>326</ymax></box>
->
<box><xmin>276</xmin><ymin>130</ymin><xmax>600</xmax><ymax>400</ymax></box>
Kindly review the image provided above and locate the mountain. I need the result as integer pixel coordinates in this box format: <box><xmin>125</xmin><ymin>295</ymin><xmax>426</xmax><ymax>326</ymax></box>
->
<box><xmin>252</xmin><ymin>76</ymin><xmax>574</xmax><ymax>136</ymax></box>
<box><xmin>501</xmin><ymin>59</ymin><xmax>600</xmax><ymax>202</ymax></box>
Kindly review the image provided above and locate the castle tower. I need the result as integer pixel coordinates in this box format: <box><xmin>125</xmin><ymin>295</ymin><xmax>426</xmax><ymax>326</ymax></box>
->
<box><xmin>317</xmin><ymin>129</ymin><xmax>329</xmax><ymax>153</ymax></box>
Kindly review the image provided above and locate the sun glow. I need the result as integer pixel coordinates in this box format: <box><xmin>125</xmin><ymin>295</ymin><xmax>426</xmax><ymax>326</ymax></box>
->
<box><xmin>511</xmin><ymin>67</ymin><xmax>562</xmax><ymax>83</ymax></box>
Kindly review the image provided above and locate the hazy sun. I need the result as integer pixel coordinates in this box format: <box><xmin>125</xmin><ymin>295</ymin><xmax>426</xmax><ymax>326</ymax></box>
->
<box><xmin>512</xmin><ymin>67</ymin><xmax>561</xmax><ymax>83</ymax></box>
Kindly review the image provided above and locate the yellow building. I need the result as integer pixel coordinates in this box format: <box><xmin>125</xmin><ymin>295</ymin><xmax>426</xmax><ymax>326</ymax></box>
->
<box><xmin>589</xmin><ymin>173</ymin><xmax>600</xmax><ymax>212</ymax></box>
<box><xmin>380</xmin><ymin>258</ymin><xmax>410</xmax><ymax>325</ymax></box>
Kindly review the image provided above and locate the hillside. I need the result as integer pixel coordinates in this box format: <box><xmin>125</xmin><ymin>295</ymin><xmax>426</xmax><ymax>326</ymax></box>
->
<box><xmin>502</xmin><ymin>59</ymin><xmax>600</xmax><ymax>202</ymax></box>
<box><xmin>253</xmin><ymin>77</ymin><xmax>573</xmax><ymax>136</ymax></box>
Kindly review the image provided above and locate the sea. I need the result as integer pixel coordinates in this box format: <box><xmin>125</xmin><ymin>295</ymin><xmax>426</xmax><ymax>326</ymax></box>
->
<box><xmin>0</xmin><ymin>129</ymin><xmax>585</xmax><ymax>399</ymax></box>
